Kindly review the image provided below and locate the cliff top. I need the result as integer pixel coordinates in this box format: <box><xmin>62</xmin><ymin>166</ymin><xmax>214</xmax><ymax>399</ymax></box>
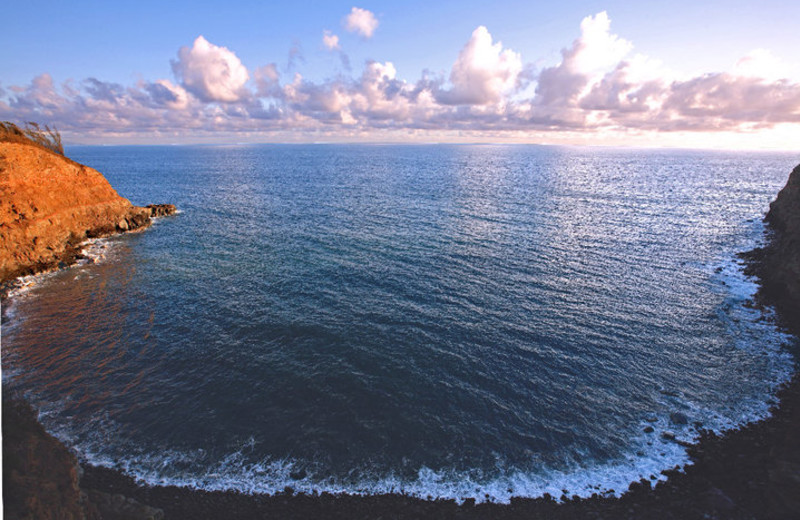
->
<box><xmin>0</xmin><ymin>121</ymin><xmax>65</xmax><ymax>157</ymax></box>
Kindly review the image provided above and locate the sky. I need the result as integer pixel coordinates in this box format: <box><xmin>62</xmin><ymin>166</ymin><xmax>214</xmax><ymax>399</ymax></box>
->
<box><xmin>2</xmin><ymin>0</ymin><xmax>800</xmax><ymax>148</ymax></box>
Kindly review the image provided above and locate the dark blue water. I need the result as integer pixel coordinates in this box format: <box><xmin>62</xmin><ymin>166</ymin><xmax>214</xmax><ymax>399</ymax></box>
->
<box><xmin>2</xmin><ymin>145</ymin><xmax>797</xmax><ymax>502</ymax></box>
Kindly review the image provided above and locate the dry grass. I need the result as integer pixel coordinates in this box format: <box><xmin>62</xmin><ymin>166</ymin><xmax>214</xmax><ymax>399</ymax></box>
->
<box><xmin>0</xmin><ymin>121</ymin><xmax>64</xmax><ymax>156</ymax></box>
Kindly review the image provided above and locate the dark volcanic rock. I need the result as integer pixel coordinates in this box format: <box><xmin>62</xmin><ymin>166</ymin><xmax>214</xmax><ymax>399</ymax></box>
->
<box><xmin>767</xmin><ymin>164</ymin><xmax>800</xmax><ymax>234</ymax></box>
<box><xmin>85</xmin><ymin>489</ymin><xmax>164</xmax><ymax>520</ymax></box>
<box><xmin>146</xmin><ymin>204</ymin><xmax>177</xmax><ymax>217</ymax></box>
<box><xmin>670</xmin><ymin>412</ymin><xmax>689</xmax><ymax>425</ymax></box>
<box><xmin>3</xmin><ymin>397</ymin><xmax>164</xmax><ymax>520</ymax></box>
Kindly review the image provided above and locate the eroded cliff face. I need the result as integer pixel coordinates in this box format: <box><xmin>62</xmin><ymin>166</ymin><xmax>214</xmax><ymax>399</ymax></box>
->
<box><xmin>0</xmin><ymin>141</ymin><xmax>172</xmax><ymax>283</ymax></box>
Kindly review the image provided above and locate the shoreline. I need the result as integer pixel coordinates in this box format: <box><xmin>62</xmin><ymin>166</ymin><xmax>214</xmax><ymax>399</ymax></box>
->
<box><xmin>0</xmin><ymin>204</ymin><xmax>176</xmax><ymax>292</ymax></box>
<box><xmin>5</xmin><ymin>233</ymin><xmax>798</xmax><ymax>519</ymax></box>
<box><xmin>77</xmin><ymin>371</ymin><xmax>800</xmax><ymax>519</ymax></box>
<box><xmin>74</xmin><ymin>236</ymin><xmax>800</xmax><ymax>519</ymax></box>
<box><xmin>5</xmin><ymin>160</ymin><xmax>800</xmax><ymax>517</ymax></box>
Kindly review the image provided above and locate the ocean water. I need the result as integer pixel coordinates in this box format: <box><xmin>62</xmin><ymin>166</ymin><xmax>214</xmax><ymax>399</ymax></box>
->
<box><xmin>2</xmin><ymin>145</ymin><xmax>798</xmax><ymax>503</ymax></box>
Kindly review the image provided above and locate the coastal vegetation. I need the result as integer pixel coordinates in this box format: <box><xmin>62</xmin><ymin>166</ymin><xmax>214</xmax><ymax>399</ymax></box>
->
<box><xmin>0</xmin><ymin>121</ymin><xmax>64</xmax><ymax>156</ymax></box>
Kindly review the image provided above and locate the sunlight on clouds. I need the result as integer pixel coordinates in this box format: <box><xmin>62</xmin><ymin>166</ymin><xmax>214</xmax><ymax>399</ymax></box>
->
<box><xmin>323</xmin><ymin>30</ymin><xmax>340</xmax><ymax>50</ymax></box>
<box><xmin>172</xmin><ymin>36</ymin><xmax>250</xmax><ymax>103</ymax></box>
<box><xmin>733</xmin><ymin>49</ymin><xmax>798</xmax><ymax>82</ymax></box>
<box><xmin>148</xmin><ymin>80</ymin><xmax>190</xmax><ymax>110</ymax></box>
<box><xmin>572</xmin><ymin>12</ymin><xmax>633</xmax><ymax>75</ymax></box>
<box><xmin>344</xmin><ymin>7</ymin><xmax>379</xmax><ymax>38</ymax></box>
<box><xmin>437</xmin><ymin>26</ymin><xmax>522</xmax><ymax>106</ymax></box>
<box><xmin>2</xmin><ymin>11</ymin><xmax>800</xmax><ymax>148</ymax></box>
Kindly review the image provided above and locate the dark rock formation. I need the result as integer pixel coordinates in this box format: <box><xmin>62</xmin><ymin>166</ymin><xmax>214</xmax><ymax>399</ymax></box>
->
<box><xmin>146</xmin><ymin>204</ymin><xmax>177</xmax><ymax>218</ymax></box>
<box><xmin>2</xmin><ymin>398</ymin><xmax>98</xmax><ymax>520</ymax></box>
<box><xmin>742</xmin><ymin>163</ymin><xmax>800</xmax><ymax>332</ymax></box>
<box><xmin>85</xmin><ymin>489</ymin><xmax>165</xmax><ymax>520</ymax></box>
<box><xmin>3</xmin><ymin>398</ymin><xmax>165</xmax><ymax>520</ymax></box>
<box><xmin>763</xmin><ymin>163</ymin><xmax>800</xmax><ymax>324</ymax></box>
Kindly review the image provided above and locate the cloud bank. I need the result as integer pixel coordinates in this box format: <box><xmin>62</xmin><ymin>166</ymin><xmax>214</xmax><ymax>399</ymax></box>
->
<box><xmin>2</xmin><ymin>11</ymin><xmax>799</xmax><ymax>145</ymax></box>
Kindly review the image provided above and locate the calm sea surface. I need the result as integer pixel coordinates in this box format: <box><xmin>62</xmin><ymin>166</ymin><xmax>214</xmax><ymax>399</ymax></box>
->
<box><xmin>2</xmin><ymin>145</ymin><xmax>798</xmax><ymax>502</ymax></box>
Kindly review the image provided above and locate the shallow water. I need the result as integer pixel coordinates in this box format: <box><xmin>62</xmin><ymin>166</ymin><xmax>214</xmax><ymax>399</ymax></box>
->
<box><xmin>2</xmin><ymin>145</ymin><xmax>798</xmax><ymax>502</ymax></box>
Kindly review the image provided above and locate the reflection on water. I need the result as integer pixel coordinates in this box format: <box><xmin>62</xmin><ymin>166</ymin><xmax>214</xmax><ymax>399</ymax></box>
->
<box><xmin>4</xmin><ymin>240</ymin><xmax>161</xmax><ymax>415</ymax></box>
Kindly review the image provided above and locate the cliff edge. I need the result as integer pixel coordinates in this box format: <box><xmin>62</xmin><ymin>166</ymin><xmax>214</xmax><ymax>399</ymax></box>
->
<box><xmin>0</xmin><ymin>140</ymin><xmax>175</xmax><ymax>283</ymax></box>
<box><xmin>744</xmin><ymin>163</ymin><xmax>800</xmax><ymax>331</ymax></box>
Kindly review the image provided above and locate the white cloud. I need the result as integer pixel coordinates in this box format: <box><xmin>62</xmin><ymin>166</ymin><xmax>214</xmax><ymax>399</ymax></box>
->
<box><xmin>733</xmin><ymin>49</ymin><xmax>797</xmax><ymax>82</ymax></box>
<box><xmin>570</xmin><ymin>12</ymin><xmax>632</xmax><ymax>75</ymax></box>
<box><xmin>172</xmin><ymin>36</ymin><xmax>250</xmax><ymax>103</ymax></box>
<box><xmin>323</xmin><ymin>30</ymin><xmax>340</xmax><ymax>50</ymax></box>
<box><xmin>535</xmin><ymin>11</ymin><xmax>633</xmax><ymax>109</ymax></box>
<box><xmin>437</xmin><ymin>26</ymin><xmax>522</xmax><ymax>106</ymax></box>
<box><xmin>344</xmin><ymin>7</ymin><xmax>379</xmax><ymax>38</ymax></box>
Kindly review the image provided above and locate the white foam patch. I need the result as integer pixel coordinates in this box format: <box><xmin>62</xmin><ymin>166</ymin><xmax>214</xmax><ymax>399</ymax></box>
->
<box><xmin>72</xmin><ymin>433</ymin><xmax>691</xmax><ymax>504</ymax></box>
<box><xmin>3</xmin><ymin>237</ymin><xmax>117</xmax><ymax>302</ymax></box>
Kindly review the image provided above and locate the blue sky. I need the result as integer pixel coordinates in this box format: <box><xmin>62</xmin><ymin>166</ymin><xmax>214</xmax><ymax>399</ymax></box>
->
<box><xmin>2</xmin><ymin>1</ymin><xmax>800</xmax><ymax>147</ymax></box>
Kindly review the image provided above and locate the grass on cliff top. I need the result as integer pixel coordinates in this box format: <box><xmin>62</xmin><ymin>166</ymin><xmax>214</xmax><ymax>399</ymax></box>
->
<box><xmin>0</xmin><ymin>121</ymin><xmax>64</xmax><ymax>156</ymax></box>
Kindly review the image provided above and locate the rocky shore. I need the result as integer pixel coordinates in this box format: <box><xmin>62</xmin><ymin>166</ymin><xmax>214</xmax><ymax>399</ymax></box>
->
<box><xmin>3</xmin><ymin>159</ymin><xmax>799</xmax><ymax>519</ymax></box>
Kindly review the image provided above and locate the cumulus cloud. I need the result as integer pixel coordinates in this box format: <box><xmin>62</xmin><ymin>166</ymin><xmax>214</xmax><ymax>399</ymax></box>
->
<box><xmin>9</xmin><ymin>74</ymin><xmax>65</xmax><ymax>110</ymax></box>
<box><xmin>172</xmin><ymin>36</ymin><xmax>250</xmax><ymax>103</ymax></box>
<box><xmin>663</xmin><ymin>73</ymin><xmax>800</xmax><ymax>127</ymax></box>
<box><xmin>323</xmin><ymin>30</ymin><xmax>340</xmax><ymax>50</ymax></box>
<box><xmin>344</xmin><ymin>7</ymin><xmax>379</xmax><ymax>38</ymax></box>
<box><xmin>535</xmin><ymin>12</ymin><xmax>633</xmax><ymax>110</ymax></box>
<box><xmin>437</xmin><ymin>26</ymin><xmax>522</xmax><ymax>106</ymax></box>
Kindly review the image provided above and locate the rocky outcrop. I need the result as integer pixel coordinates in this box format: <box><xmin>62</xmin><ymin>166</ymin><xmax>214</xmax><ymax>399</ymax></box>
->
<box><xmin>146</xmin><ymin>204</ymin><xmax>177</xmax><ymax>218</ymax></box>
<box><xmin>0</xmin><ymin>141</ymin><xmax>175</xmax><ymax>283</ymax></box>
<box><xmin>743</xmin><ymin>163</ymin><xmax>800</xmax><ymax>330</ymax></box>
<box><xmin>2</xmin><ymin>398</ymin><xmax>98</xmax><ymax>520</ymax></box>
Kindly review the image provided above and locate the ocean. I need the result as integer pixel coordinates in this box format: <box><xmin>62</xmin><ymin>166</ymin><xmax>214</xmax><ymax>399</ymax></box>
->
<box><xmin>2</xmin><ymin>144</ymin><xmax>798</xmax><ymax>503</ymax></box>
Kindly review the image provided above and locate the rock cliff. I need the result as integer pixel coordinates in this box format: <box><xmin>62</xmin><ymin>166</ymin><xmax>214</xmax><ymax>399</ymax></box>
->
<box><xmin>744</xmin><ymin>163</ymin><xmax>800</xmax><ymax>330</ymax></box>
<box><xmin>3</xmin><ymin>399</ymin><xmax>97</xmax><ymax>520</ymax></box>
<box><xmin>0</xmin><ymin>140</ymin><xmax>175</xmax><ymax>283</ymax></box>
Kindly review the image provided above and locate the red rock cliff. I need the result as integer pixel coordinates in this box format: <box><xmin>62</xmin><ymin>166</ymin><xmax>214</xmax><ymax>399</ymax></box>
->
<box><xmin>0</xmin><ymin>140</ymin><xmax>172</xmax><ymax>283</ymax></box>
